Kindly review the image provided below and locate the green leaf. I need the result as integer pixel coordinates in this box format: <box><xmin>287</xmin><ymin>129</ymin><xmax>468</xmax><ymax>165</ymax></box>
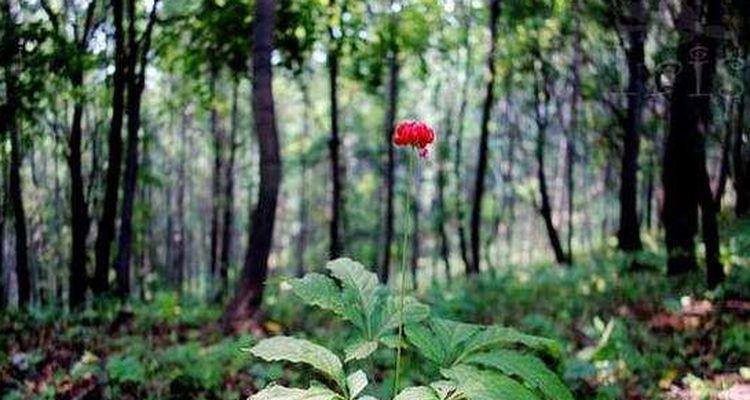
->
<box><xmin>250</xmin><ymin>337</ymin><xmax>347</xmax><ymax>391</ymax></box>
<box><xmin>379</xmin><ymin>296</ymin><xmax>430</xmax><ymax>336</ymax></box>
<box><xmin>405</xmin><ymin>323</ymin><xmax>446</xmax><ymax>365</ymax></box>
<box><xmin>249</xmin><ymin>384</ymin><xmax>341</xmax><ymax>400</ymax></box>
<box><xmin>464</xmin><ymin>350</ymin><xmax>573</xmax><ymax>400</ymax></box>
<box><xmin>393</xmin><ymin>386</ymin><xmax>440</xmax><ymax>400</ymax></box>
<box><xmin>290</xmin><ymin>273</ymin><xmax>345</xmax><ymax>317</ymax></box>
<box><xmin>456</xmin><ymin>326</ymin><xmax>561</xmax><ymax>363</ymax></box>
<box><xmin>344</xmin><ymin>340</ymin><xmax>379</xmax><ymax>363</ymax></box>
<box><xmin>442</xmin><ymin>365</ymin><xmax>539</xmax><ymax>400</ymax></box>
<box><xmin>347</xmin><ymin>370</ymin><xmax>368</xmax><ymax>398</ymax></box>
<box><xmin>327</xmin><ymin>258</ymin><xmax>382</xmax><ymax>334</ymax></box>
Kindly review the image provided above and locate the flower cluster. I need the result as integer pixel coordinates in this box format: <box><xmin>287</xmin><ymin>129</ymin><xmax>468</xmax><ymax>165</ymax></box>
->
<box><xmin>393</xmin><ymin>120</ymin><xmax>435</xmax><ymax>157</ymax></box>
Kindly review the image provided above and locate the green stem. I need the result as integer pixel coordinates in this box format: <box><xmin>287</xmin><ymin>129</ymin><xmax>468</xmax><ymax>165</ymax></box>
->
<box><xmin>394</xmin><ymin>153</ymin><xmax>415</xmax><ymax>395</ymax></box>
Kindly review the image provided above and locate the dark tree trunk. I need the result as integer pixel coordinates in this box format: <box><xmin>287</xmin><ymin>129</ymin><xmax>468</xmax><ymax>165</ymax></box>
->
<box><xmin>93</xmin><ymin>0</ymin><xmax>126</xmax><ymax>295</ymax></box>
<box><xmin>663</xmin><ymin>0</ymin><xmax>721</xmax><ymax>278</ymax></box>
<box><xmin>532</xmin><ymin>52</ymin><xmax>569</xmax><ymax>265</ymax></box>
<box><xmin>454</xmin><ymin>0</ymin><xmax>473</xmax><ymax>272</ymax></box>
<box><xmin>617</xmin><ymin>0</ymin><xmax>646</xmax><ymax>252</ymax></box>
<box><xmin>223</xmin><ymin>0</ymin><xmax>280</xmax><ymax>329</ymax></box>
<box><xmin>174</xmin><ymin>109</ymin><xmax>189</xmax><ymax>293</ymax></box>
<box><xmin>2</xmin><ymin>3</ymin><xmax>30</xmax><ymax>307</ymax></box>
<box><xmin>209</xmin><ymin>69</ymin><xmax>223</xmax><ymax>282</ymax></box>
<box><xmin>219</xmin><ymin>78</ymin><xmax>239</xmax><ymax>299</ymax></box>
<box><xmin>0</xmin><ymin>161</ymin><xmax>6</xmax><ymax>310</ymax></box>
<box><xmin>295</xmin><ymin>78</ymin><xmax>311</xmax><ymax>278</ymax></box>
<box><xmin>380</xmin><ymin>44</ymin><xmax>399</xmax><ymax>284</ymax></box>
<box><xmin>68</xmin><ymin>81</ymin><xmax>90</xmax><ymax>309</ymax></box>
<box><xmin>566</xmin><ymin>2</ymin><xmax>581</xmax><ymax>263</ymax></box>
<box><xmin>468</xmin><ymin>0</ymin><xmax>500</xmax><ymax>275</ymax></box>
<box><xmin>733</xmin><ymin>94</ymin><xmax>749</xmax><ymax>215</ymax></box>
<box><xmin>328</xmin><ymin>1</ymin><xmax>344</xmax><ymax>259</ymax></box>
<box><xmin>114</xmin><ymin>0</ymin><xmax>158</xmax><ymax>298</ymax></box>
<box><xmin>714</xmin><ymin>102</ymin><xmax>733</xmax><ymax>206</ymax></box>
<box><xmin>437</xmin><ymin>96</ymin><xmax>452</xmax><ymax>283</ymax></box>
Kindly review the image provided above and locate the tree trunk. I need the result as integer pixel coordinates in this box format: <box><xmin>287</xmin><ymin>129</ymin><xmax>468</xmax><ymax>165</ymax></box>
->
<box><xmin>174</xmin><ymin>109</ymin><xmax>189</xmax><ymax>294</ymax></box>
<box><xmin>617</xmin><ymin>0</ymin><xmax>646</xmax><ymax>252</ymax></box>
<box><xmin>533</xmin><ymin>52</ymin><xmax>569</xmax><ymax>265</ymax></box>
<box><xmin>452</xmin><ymin>0</ymin><xmax>472</xmax><ymax>272</ymax></box>
<box><xmin>566</xmin><ymin>1</ymin><xmax>581</xmax><ymax>262</ymax></box>
<box><xmin>437</xmin><ymin>97</ymin><xmax>452</xmax><ymax>283</ymax></box>
<box><xmin>468</xmin><ymin>0</ymin><xmax>501</xmax><ymax>275</ymax></box>
<box><xmin>114</xmin><ymin>0</ymin><xmax>158</xmax><ymax>298</ymax></box>
<box><xmin>219</xmin><ymin>78</ymin><xmax>239</xmax><ymax>299</ymax></box>
<box><xmin>0</xmin><ymin>162</ymin><xmax>6</xmax><ymax>311</ymax></box>
<box><xmin>328</xmin><ymin>1</ymin><xmax>344</xmax><ymax>259</ymax></box>
<box><xmin>93</xmin><ymin>0</ymin><xmax>126</xmax><ymax>295</ymax></box>
<box><xmin>663</xmin><ymin>0</ymin><xmax>721</xmax><ymax>277</ymax></box>
<box><xmin>209</xmin><ymin>68</ymin><xmax>223</xmax><ymax>283</ymax></box>
<box><xmin>380</xmin><ymin>43</ymin><xmax>399</xmax><ymax>284</ymax></box>
<box><xmin>2</xmin><ymin>3</ymin><xmax>30</xmax><ymax>308</ymax></box>
<box><xmin>68</xmin><ymin>76</ymin><xmax>90</xmax><ymax>309</ymax></box>
<box><xmin>714</xmin><ymin>101</ymin><xmax>733</xmax><ymax>206</ymax></box>
<box><xmin>733</xmin><ymin>92</ymin><xmax>749</xmax><ymax>215</ymax></box>
<box><xmin>223</xmin><ymin>0</ymin><xmax>280</xmax><ymax>329</ymax></box>
<box><xmin>410</xmin><ymin>163</ymin><xmax>421</xmax><ymax>289</ymax></box>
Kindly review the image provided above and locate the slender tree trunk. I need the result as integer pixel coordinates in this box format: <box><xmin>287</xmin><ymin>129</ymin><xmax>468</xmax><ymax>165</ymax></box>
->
<box><xmin>714</xmin><ymin>101</ymin><xmax>733</xmax><ymax>206</ymax></box>
<box><xmin>663</xmin><ymin>0</ymin><xmax>721</xmax><ymax>277</ymax></box>
<box><xmin>2</xmin><ymin>3</ymin><xmax>30</xmax><ymax>307</ymax></box>
<box><xmin>219</xmin><ymin>78</ymin><xmax>239</xmax><ymax>299</ymax></box>
<box><xmin>0</xmin><ymin>164</ymin><xmax>6</xmax><ymax>311</ymax></box>
<box><xmin>175</xmin><ymin>109</ymin><xmax>188</xmax><ymax>294</ymax></box>
<box><xmin>380</xmin><ymin>43</ymin><xmax>399</xmax><ymax>284</ymax></box>
<box><xmin>533</xmin><ymin>53</ymin><xmax>569</xmax><ymax>265</ymax></box>
<box><xmin>114</xmin><ymin>0</ymin><xmax>158</xmax><ymax>298</ymax></box>
<box><xmin>93</xmin><ymin>0</ymin><xmax>126</xmax><ymax>295</ymax></box>
<box><xmin>454</xmin><ymin>0</ymin><xmax>472</xmax><ymax>271</ymax></box>
<box><xmin>468</xmin><ymin>0</ymin><xmax>501</xmax><ymax>275</ymax></box>
<box><xmin>223</xmin><ymin>0</ymin><xmax>280</xmax><ymax>329</ymax></box>
<box><xmin>437</xmin><ymin>97</ymin><xmax>452</xmax><ymax>283</ymax></box>
<box><xmin>68</xmin><ymin>77</ymin><xmax>90</xmax><ymax>309</ymax></box>
<box><xmin>617</xmin><ymin>0</ymin><xmax>646</xmax><ymax>252</ymax></box>
<box><xmin>209</xmin><ymin>68</ymin><xmax>223</xmax><ymax>283</ymax></box>
<box><xmin>295</xmin><ymin>79</ymin><xmax>311</xmax><ymax>278</ymax></box>
<box><xmin>566</xmin><ymin>2</ymin><xmax>581</xmax><ymax>263</ymax></box>
<box><xmin>733</xmin><ymin>94</ymin><xmax>749</xmax><ymax>215</ymax></box>
<box><xmin>328</xmin><ymin>1</ymin><xmax>344</xmax><ymax>259</ymax></box>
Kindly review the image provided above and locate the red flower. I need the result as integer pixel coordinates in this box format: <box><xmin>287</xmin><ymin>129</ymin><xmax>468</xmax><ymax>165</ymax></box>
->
<box><xmin>393</xmin><ymin>120</ymin><xmax>435</xmax><ymax>157</ymax></box>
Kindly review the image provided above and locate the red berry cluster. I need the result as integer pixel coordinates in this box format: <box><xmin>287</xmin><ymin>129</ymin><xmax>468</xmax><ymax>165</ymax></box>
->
<box><xmin>393</xmin><ymin>120</ymin><xmax>435</xmax><ymax>157</ymax></box>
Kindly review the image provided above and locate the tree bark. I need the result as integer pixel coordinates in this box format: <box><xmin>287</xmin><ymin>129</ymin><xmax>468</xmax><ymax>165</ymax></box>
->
<box><xmin>209</xmin><ymin>68</ymin><xmax>223</xmax><ymax>283</ymax></box>
<box><xmin>468</xmin><ymin>0</ymin><xmax>501</xmax><ymax>275</ymax></box>
<box><xmin>328</xmin><ymin>0</ymin><xmax>344</xmax><ymax>259</ymax></box>
<box><xmin>617</xmin><ymin>0</ymin><xmax>646</xmax><ymax>252</ymax></box>
<box><xmin>532</xmin><ymin>51</ymin><xmax>569</xmax><ymax>265</ymax></box>
<box><xmin>223</xmin><ymin>0</ymin><xmax>280</xmax><ymax>329</ymax></box>
<box><xmin>68</xmin><ymin>78</ymin><xmax>90</xmax><ymax>309</ymax></box>
<box><xmin>2</xmin><ymin>3</ymin><xmax>31</xmax><ymax>308</ymax></box>
<box><xmin>114</xmin><ymin>0</ymin><xmax>158</xmax><ymax>298</ymax></box>
<box><xmin>93</xmin><ymin>0</ymin><xmax>126</xmax><ymax>295</ymax></box>
<box><xmin>663</xmin><ymin>0</ymin><xmax>721</xmax><ymax>278</ymax></box>
<box><xmin>219</xmin><ymin>78</ymin><xmax>239</xmax><ymax>299</ymax></box>
<box><xmin>380</xmin><ymin>42</ymin><xmax>399</xmax><ymax>284</ymax></box>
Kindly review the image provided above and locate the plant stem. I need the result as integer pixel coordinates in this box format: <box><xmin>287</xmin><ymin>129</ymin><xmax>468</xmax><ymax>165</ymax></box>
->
<box><xmin>394</xmin><ymin>153</ymin><xmax>415</xmax><ymax>395</ymax></box>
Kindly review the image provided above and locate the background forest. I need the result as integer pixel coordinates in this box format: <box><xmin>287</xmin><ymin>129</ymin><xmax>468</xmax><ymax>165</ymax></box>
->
<box><xmin>1</xmin><ymin>0</ymin><xmax>750</xmax><ymax>399</ymax></box>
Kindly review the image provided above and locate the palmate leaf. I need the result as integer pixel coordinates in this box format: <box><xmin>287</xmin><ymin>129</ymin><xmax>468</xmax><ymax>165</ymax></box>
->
<box><xmin>290</xmin><ymin>273</ymin><xmax>345</xmax><ymax>317</ymax></box>
<box><xmin>248</xmin><ymin>384</ymin><xmax>341</xmax><ymax>400</ymax></box>
<box><xmin>250</xmin><ymin>336</ymin><xmax>347</xmax><ymax>392</ymax></box>
<box><xmin>455</xmin><ymin>326</ymin><xmax>562</xmax><ymax>363</ymax></box>
<box><xmin>327</xmin><ymin>258</ymin><xmax>382</xmax><ymax>335</ymax></box>
<box><xmin>464</xmin><ymin>350</ymin><xmax>573</xmax><ymax>400</ymax></box>
<box><xmin>346</xmin><ymin>370</ymin><xmax>368</xmax><ymax>398</ymax></box>
<box><xmin>344</xmin><ymin>340</ymin><xmax>379</xmax><ymax>362</ymax></box>
<box><xmin>378</xmin><ymin>296</ymin><xmax>430</xmax><ymax>336</ymax></box>
<box><xmin>393</xmin><ymin>386</ymin><xmax>440</xmax><ymax>400</ymax></box>
<box><xmin>442</xmin><ymin>365</ymin><xmax>540</xmax><ymax>400</ymax></box>
<box><xmin>405</xmin><ymin>319</ymin><xmax>481</xmax><ymax>367</ymax></box>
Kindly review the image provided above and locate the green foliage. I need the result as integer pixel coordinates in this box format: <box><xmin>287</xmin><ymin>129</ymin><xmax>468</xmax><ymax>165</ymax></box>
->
<box><xmin>250</xmin><ymin>258</ymin><xmax>572</xmax><ymax>400</ymax></box>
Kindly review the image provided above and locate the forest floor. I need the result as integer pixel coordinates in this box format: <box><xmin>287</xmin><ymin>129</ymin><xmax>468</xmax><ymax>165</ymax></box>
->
<box><xmin>2</xmin><ymin>220</ymin><xmax>750</xmax><ymax>400</ymax></box>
